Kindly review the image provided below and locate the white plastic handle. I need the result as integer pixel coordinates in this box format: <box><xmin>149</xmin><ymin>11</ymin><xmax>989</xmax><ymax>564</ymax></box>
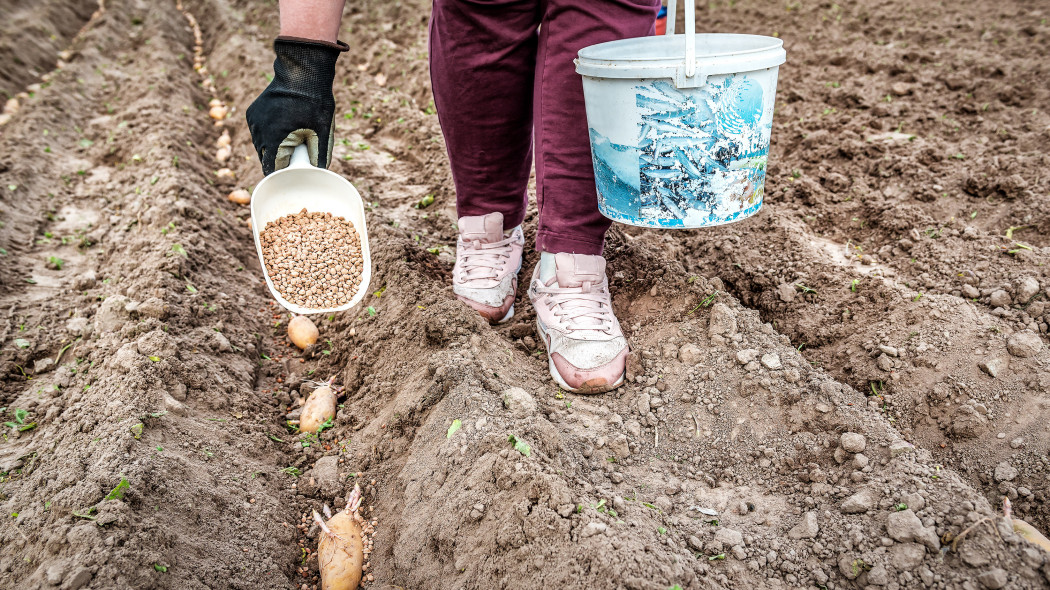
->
<box><xmin>665</xmin><ymin>0</ymin><xmax>696</xmax><ymax>78</ymax></box>
<box><xmin>289</xmin><ymin>143</ymin><xmax>312</xmax><ymax>169</ymax></box>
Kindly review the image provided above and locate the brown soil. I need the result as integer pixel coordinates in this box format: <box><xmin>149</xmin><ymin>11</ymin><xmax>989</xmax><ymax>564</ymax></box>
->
<box><xmin>0</xmin><ymin>0</ymin><xmax>99</xmax><ymax>98</ymax></box>
<box><xmin>1</xmin><ymin>0</ymin><xmax>1049</xmax><ymax>589</ymax></box>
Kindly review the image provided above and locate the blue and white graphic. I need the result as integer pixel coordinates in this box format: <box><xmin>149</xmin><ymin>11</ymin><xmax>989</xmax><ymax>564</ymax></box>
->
<box><xmin>589</xmin><ymin>73</ymin><xmax>777</xmax><ymax>228</ymax></box>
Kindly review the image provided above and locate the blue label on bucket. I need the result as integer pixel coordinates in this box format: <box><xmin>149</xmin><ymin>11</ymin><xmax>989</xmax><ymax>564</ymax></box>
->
<box><xmin>590</xmin><ymin>74</ymin><xmax>772</xmax><ymax>228</ymax></box>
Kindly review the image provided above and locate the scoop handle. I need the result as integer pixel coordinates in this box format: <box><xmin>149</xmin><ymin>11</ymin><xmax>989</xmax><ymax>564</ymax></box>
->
<box><xmin>289</xmin><ymin>143</ymin><xmax>312</xmax><ymax>169</ymax></box>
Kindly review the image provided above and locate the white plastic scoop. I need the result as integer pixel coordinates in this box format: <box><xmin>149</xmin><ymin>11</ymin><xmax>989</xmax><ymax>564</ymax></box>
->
<box><xmin>250</xmin><ymin>144</ymin><xmax>372</xmax><ymax>314</ymax></box>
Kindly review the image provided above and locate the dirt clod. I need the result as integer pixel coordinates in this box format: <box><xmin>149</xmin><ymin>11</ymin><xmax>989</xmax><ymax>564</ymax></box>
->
<box><xmin>979</xmin><ymin>568</ymin><xmax>1009</xmax><ymax>589</ymax></box>
<box><xmin>502</xmin><ymin>387</ymin><xmax>536</xmax><ymax>415</ymax></box>
<box><xmin>1007</xmin><ymin>332</ymin><xmax>1042</xmax><ymax>358</ymax></box>
<box><xmin>840</xmin><ymin>432</ymin><xmax>867</xmax><ymax>453</ymax></box>
<box><xmin>787</xmin><ymin>511</ymin><xmax>819</xmax><ymax>540</ymax></box>
<box><xmin>842</xmin><ymin>488</ymin><xmax>878</xmax><ymax>514</ymax></box>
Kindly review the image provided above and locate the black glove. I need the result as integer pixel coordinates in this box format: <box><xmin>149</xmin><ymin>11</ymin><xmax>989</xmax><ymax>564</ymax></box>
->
<box><xmin>246</xmin><ymin>36</ymin><xmax>349</xmax><ymax>176</ymax></box>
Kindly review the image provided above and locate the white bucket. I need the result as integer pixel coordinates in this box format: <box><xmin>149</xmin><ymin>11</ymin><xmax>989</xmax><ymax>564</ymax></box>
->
<box><xmin>576</xmin><ymin>0</ymin><xmax>785</xmax><ymax>228</ymax></box>
<box><xmin>250</xmin><ymin>144</ymin><xmax>372</xmax><ymax>314</ymax></box>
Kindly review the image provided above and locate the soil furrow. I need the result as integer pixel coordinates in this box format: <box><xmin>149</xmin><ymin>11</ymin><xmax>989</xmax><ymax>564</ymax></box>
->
<box><xmin>0</xmin><ymin>0</ymin><xmax>101</xmax><ymax>98</ymax></box>
<box><xmin>0</xmin><ymin>0</ymin><xmax>306</xmax><ymax>586</ymax></box>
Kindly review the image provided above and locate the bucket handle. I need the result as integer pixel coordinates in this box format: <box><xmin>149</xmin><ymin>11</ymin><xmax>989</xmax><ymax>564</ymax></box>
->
<box><xmin>664</xmin><ymin>0</ymin><xmax>704</xmax><ymax>87</ymax></box>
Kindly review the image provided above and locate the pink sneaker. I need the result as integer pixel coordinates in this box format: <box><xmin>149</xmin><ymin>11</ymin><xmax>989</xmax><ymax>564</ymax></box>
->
<box><xmin>528</xmin><ymin>253</ymin><xmax>629</xmax><ymax>394</ymax></box>
<box><xmin>453</xmin><ymin>212</ymin><xmax>524</xmax><ymax>324</ymax></box>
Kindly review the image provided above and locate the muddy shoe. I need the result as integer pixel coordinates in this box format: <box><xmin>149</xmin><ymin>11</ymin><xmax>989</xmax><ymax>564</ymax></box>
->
<box><xmin>453</xmin><ymin>212</ymin><xmax>524</xmax><ymax>324</ymax></box>
<box><xmin>528</xmin><ymin>252</ymin><xmax>629</xmax><ymax>393</ymax></box>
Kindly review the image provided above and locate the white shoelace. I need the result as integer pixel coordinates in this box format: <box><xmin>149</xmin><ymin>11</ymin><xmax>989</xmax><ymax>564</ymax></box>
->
<box><xmin>457</xmin><ymin>235</ymin><xmax>516</xmax><ymax>284</ymax></box>
<box><xmin>535</xmin><ymin>280</ymin><xmax>614</xmax><ymax>335</ymax></box>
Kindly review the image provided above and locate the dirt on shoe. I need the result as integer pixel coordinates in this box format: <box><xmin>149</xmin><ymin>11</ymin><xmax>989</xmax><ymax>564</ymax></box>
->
<box><xmin>1</xmin><ymin>0</ymin><xmax>1049</xmax><ymax>589</ymax></box>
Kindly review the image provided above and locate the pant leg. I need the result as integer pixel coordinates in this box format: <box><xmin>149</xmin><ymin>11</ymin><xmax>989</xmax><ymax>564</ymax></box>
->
<box><xmin>533</xmin><ymin>0</ymin><xmax>661</xmax><ymax>255</ymax></box>
<box><xmin>429</xmin><ymin>0</ymin><xmax>540</xmax><ymax>228</ymax></box>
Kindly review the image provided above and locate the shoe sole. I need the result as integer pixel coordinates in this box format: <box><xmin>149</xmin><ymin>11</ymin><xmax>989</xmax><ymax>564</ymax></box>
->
<box><xmin>496</xmin><ymin>304</ymin><xmax>514</xmax><ymax>324</ymax></box>
<box><xmin>535</xmin><ymin>319</ymin><xmax>624</xmax><ymax>395</ymax></box>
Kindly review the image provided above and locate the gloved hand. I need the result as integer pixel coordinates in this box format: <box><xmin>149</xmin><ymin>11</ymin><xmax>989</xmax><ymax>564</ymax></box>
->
<box><xmin>246</xmin><ymin>36</ymin><xmax>349</xmax><ymax>175</ymax></box>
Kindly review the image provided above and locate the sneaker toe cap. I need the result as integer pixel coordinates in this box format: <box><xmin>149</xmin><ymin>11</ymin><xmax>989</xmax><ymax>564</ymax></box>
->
<box><xmin>551</xmin><ymin>346</ymin><xmax>628</xmax><ymax>393</ymax></box>
<box><xmin>456</xmin><ymin>292</ymin><xmax>514</xmax><ymax>324</ymax></box>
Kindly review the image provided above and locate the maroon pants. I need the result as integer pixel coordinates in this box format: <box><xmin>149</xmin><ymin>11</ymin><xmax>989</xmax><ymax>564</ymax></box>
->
<box><xmin>429</xmin><ymin>0</ymin><xmax>660</xmax><ymax>255</ymax></box>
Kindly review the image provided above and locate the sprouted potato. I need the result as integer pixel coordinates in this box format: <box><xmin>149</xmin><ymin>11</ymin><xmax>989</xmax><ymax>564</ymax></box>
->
<box><xmin>314</xmin><ymin>485</ymin><xmax>368</xmax><ymax>590</ymax></box>
<box><xmin>1013</xmin><ymin>518</ymin><xmax>1050</xmax><ymax>554</ymax></box>
<box><xmin>299</xmin><ymin>384</ymin><xmax>336</xmax><ymax>434</ymax></box>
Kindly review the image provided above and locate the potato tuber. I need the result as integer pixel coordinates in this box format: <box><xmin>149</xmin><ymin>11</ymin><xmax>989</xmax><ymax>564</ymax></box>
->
<box><xmin>1013</xmin><ymin>518</ymin><xmax>1050</xmax><ymax>554</ymax></box>
<box><xmin>287</xmin><ymin>315</ymin><xmax>319</xmax><ymax>349</ymax></box>
<box><xmin>227</xmin><ymin>189</ymin><xmax>251</xmax><ymax>205</ymax></box>
<box><xmin>299</xmin><ymin>384</ymin><xmax>336</xmax><ymax>434</ymax></box>
<box><xmin>315</xmin><ymin>485</ymin><xmax>365</xmax><ymax>590</ymax></box>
